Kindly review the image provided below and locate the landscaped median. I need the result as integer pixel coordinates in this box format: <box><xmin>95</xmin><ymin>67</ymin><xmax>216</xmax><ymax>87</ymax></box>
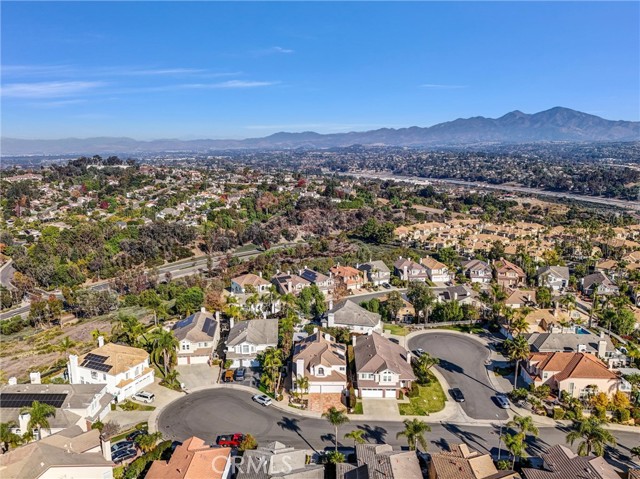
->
<box><xmin>399</xmin><ymin>372</ymin><xmax>446</xmax><ymax>416</ymax></box>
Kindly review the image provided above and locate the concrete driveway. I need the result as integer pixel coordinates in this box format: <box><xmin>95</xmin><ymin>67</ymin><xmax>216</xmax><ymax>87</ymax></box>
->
<box><xmin>361</xmin><ymin>398</ymin><xmax>400</xmax><ymax>420</ymax></box>
<box><xmin>176</xmin><ymin>364</ymin><xmax>219</xmax><ymax>390</ymax></box>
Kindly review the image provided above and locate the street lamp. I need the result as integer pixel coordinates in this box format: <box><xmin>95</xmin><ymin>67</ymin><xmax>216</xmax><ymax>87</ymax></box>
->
<box><xmin>496</xmin><ymin>414</ymin><xmax>504</xmax><ymax>461</ymax></box>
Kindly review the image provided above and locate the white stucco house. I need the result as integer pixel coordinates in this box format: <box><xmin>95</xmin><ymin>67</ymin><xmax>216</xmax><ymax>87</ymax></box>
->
<box><xmin>172</xmin><ymin>308</ymin><xmax>220</xmax><ymax>365</ymax></box>
<box><xmin>323</xmin><ymin>300</ymin><xmax>383</xmax><ymax>334</ymax></box>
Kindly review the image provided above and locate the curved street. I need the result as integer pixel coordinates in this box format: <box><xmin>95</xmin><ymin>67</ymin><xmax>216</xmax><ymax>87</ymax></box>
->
<box><xmin>408</xmin><ymin>332</ymin><xmax>509</xmax><ymax>420</ymax></box>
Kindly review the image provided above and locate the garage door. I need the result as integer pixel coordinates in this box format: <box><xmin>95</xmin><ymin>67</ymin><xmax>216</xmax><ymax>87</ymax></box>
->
<box><xmin>384</xmin><ymin>389</ymin><xmax>396</xmax><ymax>399</ymax></box>
<box><xmin>361</xmin><ymin>388</ymin><xmax>384</xmax><ymax>398</ymax></box>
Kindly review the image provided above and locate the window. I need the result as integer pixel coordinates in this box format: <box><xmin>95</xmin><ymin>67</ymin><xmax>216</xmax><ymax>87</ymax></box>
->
<box><xmin>382</xmin><ymin>374</ymin><xmax>392</xmax><ymax>383</ymax></box>
<box><xmin>103</xmin><ymin>373</ymin><xmax>107</xmax><ymax>380</ymax></box>
<box><xmin>242</xmin><ymin>344</ymin><xmax>250</xmax><ymax>354</ymax></box>
<box><xmin>317</xmin><ymin>367</ymin><xmax>325</xmax><ymax>376</ymax></box>
<box><xmin>91</xmin><ymin>371</ymin><xmax>98</xmax><ymax>380</ymax></box>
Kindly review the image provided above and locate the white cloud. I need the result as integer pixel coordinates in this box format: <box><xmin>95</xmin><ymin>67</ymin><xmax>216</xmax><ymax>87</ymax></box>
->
<box><xmin>270</xmin><ymin>46</ymin><xmax>295</xmax><ymax>54</ymax></box>
<box><xmin>1</xmin><ymin>81</ymin><xmax>106</xmax><ymax>98</ymax></box>
<box><xmin>420</xmin><ymin>83</ymin><xmax>468</xmax><ymax>89</ymax></box>
<box><xmin>180</xmin><ymin>80</ymin><xmax>279</xmax><ymax>89</ymax></box>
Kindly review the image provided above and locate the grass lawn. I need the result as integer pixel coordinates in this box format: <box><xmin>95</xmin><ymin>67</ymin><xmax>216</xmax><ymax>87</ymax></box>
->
<box><xmin>118</xmin><ymin>400</ymin><xmax>156</xmax><ymax>412</ymax></box>
<box><xmin>438</xmin><ymin>324</ymin><xmax>486</xmax><ymax>334</ymax></box>
<box><xmin>110</xmin><ymin>422</ymin><xmax>148</xmax><ymax>443</ymax></box>
<box><xmin>383</xmin><ymin>324</ymin><xmax>409</xmax><ymax>336</ymax></box>
<box><xmin>399</xmin><ymin>376</ymin><xmax>446</xmax><ymax>416</ymax></box>
<box><xmin>351</xmin><ymin>402</ymin><xmax>364</xmax><ymax>415</ymax></box>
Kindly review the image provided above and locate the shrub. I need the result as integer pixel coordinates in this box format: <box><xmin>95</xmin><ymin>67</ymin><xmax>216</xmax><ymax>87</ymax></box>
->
<box><xmin>224</xmin><ymin>359</ymin><xmax>233</xmax><ymax>369</ymax></box>
<box><xmin>398</xmin><ymin>390</ymin><xmax>404</xmax><ymax>400</ymax></box>
<box><xmin>552</xmin><ymin>408</ymin><xmax>565</xmax><ymax>420</ymax></box>
<box><xmin>406</xmin><ymin>383</ymin><xmax>419</xmax><ymax>398</ymax></box>
<box><xmin>91</xmin><ymin>421</ymin><xmax>104</xmax><ymax>431</ymax></box>
<box><xmin>617</xmin><ymin>408</ymin><xmax>631</xmax><ymax>423</ymax></box>
<box><xmin>348</xmin><ymin>387</ymin><xmax>357</xmax><ymax>409</ymax></box>
<box><xmin>496</xmin><ymin>460</ymin><xmax>511</xmax><ymax>470</ymax></box>
<box><xmin>240</xmin><ymin>434</ymin><xmax>258</xmax><ymax>451</ymax></box>
<box><xmin>509</xmin><ymin>388</ymin><xmax>529</xmax><ymax>402</ymax></box>
<box><xmin>594</xmin><ymin>405</ymin><xmax>607</xmax><ymax>421</ymax></box>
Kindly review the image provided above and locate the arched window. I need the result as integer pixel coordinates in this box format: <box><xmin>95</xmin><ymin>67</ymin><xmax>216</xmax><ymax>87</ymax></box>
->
<box><xmin>318</xmin><ymin>367</ymin><xmax>325</xmax><ymax>376</ymax></box>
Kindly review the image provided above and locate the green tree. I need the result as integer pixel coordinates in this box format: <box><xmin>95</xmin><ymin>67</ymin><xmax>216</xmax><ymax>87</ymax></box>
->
<box><xmin>149</xmin><ymin>328</ymin><xmax>179</xmax><ymax>378</ymax></box>
<box><xmin>384</xmin><ymin>290</ymin><xmax>404</xmax><ymax>321</ymax></box>
<box><xmin>407</xmin><ymin>282</ymin><xmax>435</xmax><ymax>324</ymax></box>
<box><xmin>174</xmin><ymin>287</ymin><xmax>204</xmax><ymax>316</ymax></box>
<box><xmin>326</xmin><ymin>450</ymin><xmax>346</xmax><ymax>464</ymax></box>
<box><xmin>259</xmin><ymin>347</ymin><xmax>283</xmax><ymax>395</ymax></box>
<box><xmin>240</xmin><ymin>433</ymin><xmax>258</xmax><ymax>451</ymax></box>
<box><xmin>20</xmin><ymin>401</ymin><xmax>56</xmax><ymax>439</ymax></box>
<box><xmin>502</xmin><ymin>431</ymin><xmax>526</xmax><ymax>469</ymax></box>
<box><xmin>507</xmin><ymin>415</ymin><xmax>539</xmax><ymax>440</ymax></box>
<box><xmin>396</xmin><ymin>418</ymin><xmax>431</xmax><ymax>451</ymax></box>
<box><xmin>322</xmin><ymin>407</ymin><xmax>350</xmax><ymax>453</ymax></box>
<box><xmin>111</xmin><ymin>314</ymin><xmax>144</xmax><ymax>346</ymax></box>
<box><xmin>0</xmin><ymin>421</ymin><xmax>22</xmax><ymax>452</ymax></box>
<box><xmin>413</xmin><ymin>352</ymin><xmax>439</xmax><ymax>385</ymax></box>
<box><xmin>135</xmin><ymin>431</ymin><xmax>162</xmax><ymax>453</ymax></box>
<box><xmin>504</xmin><ymin>335</ymin><xmax>530</xmax><ymax>390</ymax></box>
<box><xmin>565</xmin><ymin>417</ymin><xmax>616</xmax><ymax>456</ymax></box>
<box><xmin>344</xmin><ymin>429</ymin><xmax>366</xmax><ymax>448</ymax></box>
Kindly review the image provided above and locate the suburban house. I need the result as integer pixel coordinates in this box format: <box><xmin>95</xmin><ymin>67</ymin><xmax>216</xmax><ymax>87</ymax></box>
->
<box><xmin>329</xmin><ymin>265</ymin><xmax>365</xmax><ymax>291</ymax></box>
<box><xmin>537</xmin><ymin>266</ymin><xmax>570</xmax><ymax>292</ymax></box>
<box><xmin>0</xmin><ymin>428</ymin><xmax>114</xmax><ymax>479</ymax></box>
<box><xmin>236</xmin><ymin>442</ymin><xmax>324</xmax><ymax>479</ymax></box>
<box><xmin>380</xmin><ymin>294</ymin><xmax>415</xmax><ymax>322</ymax></box>
<box><xmin>271</xmin><ymin>272</ymin><xmax>310</xmax><ymax>296</ymax></box>
<box><xmin>230</xmin><ymin>273</ymin><xmax>272</xmax><ymax>294</ymax></box>
<box><xmin>324</xmin><ymin>300</ymin><xmax>383</xmax><ymax>334</ymax></box>
<box><xmin>429</xmin><ymin>443</ymin><xmax>520</xmax><ymax>479</ymax></box>
<box><xmin>421</xmin><ymin>256</ymin><xmax>451</xmax><ymax>283</ymax></box>
<box><xmin>504</xmin><ymin>289</ymin><xmax>537</xmax><ymax>309</ymax></box>
<box><xmin>67</xmin><ymin>339</ymin><xmax>154</xmax><ymax>403</ymax></box>
<box><xmin>393</xmin><ymin>257</ymin><xmax>429</xmax><ymax>282</ymax></box>
<box><xmin>299</xmin><ymin>267</ymin><xmax>335</xmax><ymax>295</ymax></box>
<box><xmin>353</xmin><ymin>332</ymin><xmax>415</xmax><ymax>398</ymax></box>
<box><xmin>521</xmin><ymin>444</ymin><xmax>620</xmax><ymax>479</ymax></box>
<box><xmin>580</xmin><ymin>272</ymin><xmax>619</xmax><ymax>297</ymax></box>
<box><xmin>437</xmin><ymin>285</ymin><xmax>479</xmax><ymax>306</ymax></box>
<box><xmin>0</xmin><ymin>382</ymin><xmax>112</xmax><ymax>440</ymax></box>
<box><xmin>494</xmin><ymin>259</ymin><xmax>526</xmax><ymax>288</ymax></box>
<box><xmin>522</xmin><ymin>351</ymin><xmax>622</xmax><ymax>399</ymax></box>
<box><xmin>461</xmin><ymin>259</ymin><xmax>493</xmax><ymax>284</ymax></box>
<box><xmin>172</xmin><ymin>308</ymin><xmax>220</xmax><ymax>365</ymax></box>
<box><xmin>292</xmin><ymin>331</ymin><xmax>347</xmax><ymax>411</ymax></box>
<box><xmin>146</xmin><ymin>436</ymin><xmax>232</xmax><ymax>479</ymax></box>
<box><xmin>337</xmin><ymin>443</ymin><xmax>422</xmax><ymax>479</ymax></box>
<box><xmin>523</xmin><ymin>330</ymin><xmax>625</xmax><ymax>367</ymax></box>
<box><xmin>357</xmin><ymin>260</ymin><xmax>391</xmax><ymax>286</ymax></box>
<box><xmin>225</xmin><ymin>318</ymin><xmax>279</xmax><ymax>368</ymax></box>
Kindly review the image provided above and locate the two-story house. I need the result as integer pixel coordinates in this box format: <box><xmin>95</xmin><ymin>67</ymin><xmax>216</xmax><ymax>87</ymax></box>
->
<box><xmin>421</xmin><ymin>256</ymin><xmax>451</xmax><ymax>283</ymax></box>
<box><xmin>580</xmin><ymin>272</ymin><xmax>619</xmax><ymax>297</ymax></box>
<box><xmin>299</xmin><ymin>268</ymin><xmax>335</xmax><ymax>296</ymax></box>
<box><xmin>461</xmin><ymin>259</ymin><xmax>492</xmax><ymax>284</ymax></box>
<box><xmin>225</xmin><ymin>318</ymin><xmax>279</xmax><ymax>368</ymax></box>
<box><xmin>324</xmin><ymin>300</ymin><xmax>383</xmax><ymax>334</ymax></box>
<box><xmin>537</xmin><ymin>266</ymin><xmax>570</xmax><ymax>292</ymax></box>
<box><xmin>67</xmin><ymin>339</ymin><xmax>154</xmax><ymax>402</ymax></box>
<box><xmin>271</xmin><ymin>272</ymin><xmax>311</xmax><ymax>296</ymax></box>
<box><xmin>357</xmin><ymin>261</ymin><xmax>391</xmax><ymax>286</ymax></box>
<box><xmin>353</xmin><ymin>332</ymin><xmax>415</xmax><ymax>398</ymax></box>
<box><xmin>494</xmin><ymin>258</ymin><xmax>526</xmax><ymax>288</ymax></box>
<box><xmin>172</xmin><ymin>308</ymin><xmax>220</xmax><ymax>365</ymax></box>
<box><xmin>393</xmin><ymin>257</ymin><xmax>429</xmax><ymax>282</ymax></box>
<box><xmin>292</xmin><ymin>330</ymin><xmax>347</xmax><ymax>397</ymax></box>
<box><xmin>329</xmin><ymin>265</ymin><xmax>365</xmax><ymax>291</ymax></box>
<box><xmin>231</xmin><ymin>273</ymin><xmax>272</xmax><ymax>294</ymax></box>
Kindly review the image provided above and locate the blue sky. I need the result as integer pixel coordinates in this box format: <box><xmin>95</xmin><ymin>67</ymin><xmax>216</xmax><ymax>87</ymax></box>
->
<box><xmin>2</xmin><ymin>2</ymin><xmax>638</xmax><ymax>140</ymax></box>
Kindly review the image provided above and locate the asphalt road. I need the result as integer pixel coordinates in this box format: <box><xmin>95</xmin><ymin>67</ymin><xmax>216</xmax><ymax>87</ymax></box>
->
<box><xmin>407</xmin><ymin>332</ymin><xmax>509</xmax><ymax>420</ymax></box>
<box><xmin>157</xmin><ymin>388</ymin><xmax>640</xmax><ymax>470</ymax></box>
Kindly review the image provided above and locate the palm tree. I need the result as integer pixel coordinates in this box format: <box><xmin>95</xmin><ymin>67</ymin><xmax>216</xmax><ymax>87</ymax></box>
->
<box><xmin>58</xmin><ymin>336</ymin><xmax>76</xmax><ymax>356</ymax></box>
<box><xmin>260</xmin><ymin>348</ymin><xmax>283</xmax><ymax>395</ymax></box>
<box><xmin>344</xmin><ymin>429</ymin><xmax>366</xmax><ymax>448</ymax></box>
<box><xmin>20</xmin><ymin>401</ymin><xmax>56</xmax><ymax>440</ymax></box>
<box><xmin>111</xmin><ymin>314</ymin><xmax>144</xmax><ymax>346</ymax></box>
<box><xmin>396</xmin><ymin>418</ymin><xmax>431</xmax><ymax>451</ymax></box>
<box><xmin>149</xmin><ymin>328</ymin><xmax>179</xmax><ymax>378</ymax></box>
<box><xmin>322</xmin><ymin>407</ymin><xmax>350</xmax><ymax>452</ymax></box>
<box><xmin>565</xmin><ymin>417</ymin><xmax>616</xmax><ymax>456</ymax></box>
<box><xmin>502</xmin><ymin>431</ymin><xmax>526</xmax><ymax>468</ymax></box>
<box><xmin>504</xmin><ymin>335</ymin><xmax>530</xmax><ymax>390</ymax></box>
<box><xmin>510</xmin><ymin>314</ymin><xmax>530</xmax><ymax>337</ymax></box>
<box><xmin>507</xmin><ymin>416</ymin><xmax>539</xmax><ymax>440</ymax></box>
<box><xmin>0</xmin><ymin>421</ymin><xmax>22</xmax><ymax>452</ymax></box>
<box><xmin>135</xmin><ymin>431</ymin><xmax>162</xmax><ymax>453</ymax></box>
<box><xmin>295</xmin><ymin>375</ymin><xmax>309</xmax><ymax>397</ymax></box>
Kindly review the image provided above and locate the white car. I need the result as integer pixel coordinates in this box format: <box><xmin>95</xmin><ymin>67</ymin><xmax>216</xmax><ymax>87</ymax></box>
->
<box><xmin>252</xmin><ymin>394</ymin><xmax>272</xmax><ymax>406</ymax></box>
<box><xmin>132</xmin><ymin>391</ymin><xmax>155</xmax><ymax>403</ymax></box>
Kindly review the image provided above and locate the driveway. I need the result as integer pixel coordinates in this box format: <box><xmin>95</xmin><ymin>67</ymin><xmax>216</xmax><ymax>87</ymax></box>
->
<box><xmin>408</xmin><ymin>332</ymin><xmax>509</xmax><ymax>420</ymax></box>
<box><xmin>361</xmin><ymin>399</ymin><xmax>400</xmax><ymax>420</ymax></box>
<box><xmin>176</xmin><ymin>364</ymin><xmax>219</xmax><ymax>390</ymax></box>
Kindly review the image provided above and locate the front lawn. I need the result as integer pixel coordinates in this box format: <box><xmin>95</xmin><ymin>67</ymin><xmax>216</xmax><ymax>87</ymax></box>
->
<box><xmin>438</xmin><ymin>323</ymin><xmax>486</xmax><ymax>334</ymax></box>
<box><xmin>351</xmin><ymin>402</ymin><xmax>363</xmax><ymax>415</ymax></box>
<box><xmin>399</xmin><ymin>376</ymin><xmax>446</xmax><ymax>416</ymax></box>
<box><xmin>383</xmin><ymin>324</ymin><xmax>409</xmax><ymax>336</ymax></box>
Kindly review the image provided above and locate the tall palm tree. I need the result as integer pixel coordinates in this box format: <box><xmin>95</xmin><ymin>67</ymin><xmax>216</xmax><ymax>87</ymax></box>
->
<box><xmin>502</xmin><ymin>431</ymin><xmax>526</xmax><ymax>468</ymax></box>
<box><xmin>507</xmin><ymin>416</ymin><xmax>539</xmax><ymax>440</ymax></box>
<box><xmin>322</xmin><ymin>407</ymin><xmax>350</xmax><ymax>452</ymax></box>
<box><xmin>20</xmin><ymin>401</ymin><xmax>56</xmax><ymax>440</ymax></box>
<box><xmin>510</xmin><ymin>314</ymin><xmax>530</xmax><ymax>337</ymax></box>
<box><xmin>58</xmin><ymin>336</ymin><xmax>76</xmax><ymax>356</ymax></box>
<box><xmin>565</xmin><ymin>417</ymin><xmax>616</xmax><ymax>456</ymax></box>
<box><xmin>150</xmin><ymin>328</ymin><xmax>179</xmax><ymax>378</ymax></box>
<box><xmin>396</xmin><ymin>418</ymin><xmax>431</xmax><ymax>451</ymax></box>
<box><xmin>111</xmin><ymin>314</ymin><xmax>144</xmax><ymax>346</ymax></box>
<box><xmin>260</xmin><ymin>348</ymin><xmax>283</xmax><ymax>394</ymax></box>
<box><xmin>0</xmin><ymin>421</ymin><xmax>22</xmax><ymax>452</ymax></box>
<box><xmin>505</xmin><ymin>335</ymin><xmax>530</xmax><ymax>390</ymax></box>
<box><xmin>344</xmin><ymin>429</ymin><xmax>366</xmax><ymax>448</ymax></box>
<box><xmin>295</xmin><ymin>375</ymin><xmax>309</xmax><ymax>397</ymax></box>
<box><xmin>135</xmin><ymin>431</ymin><xmax>163</xmax><ymax>453</ymax></box>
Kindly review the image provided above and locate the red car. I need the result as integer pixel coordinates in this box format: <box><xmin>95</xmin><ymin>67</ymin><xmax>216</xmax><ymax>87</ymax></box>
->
<box><xmin>216</xmin><ymin>433</ymin><xmax>245</xmax><ymax>447</ymax></box>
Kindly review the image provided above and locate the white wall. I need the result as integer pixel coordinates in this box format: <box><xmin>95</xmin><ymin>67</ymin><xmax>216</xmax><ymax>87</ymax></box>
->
<box><xmin>40</xmin><ymin>465</ymin><xmax>113</xmax><ymax>479</ymax></box>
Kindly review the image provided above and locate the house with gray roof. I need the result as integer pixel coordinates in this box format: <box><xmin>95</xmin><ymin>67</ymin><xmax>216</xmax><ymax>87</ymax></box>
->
<box><xmin>236</xmin><ymin>441</ymin><xmax>323</xmax><ymax>479</ymax></box>
<box><xmin>461</xmin><ymin>259</ymin><xmax>493</xmax><ymax>284</ymax></box>
<box><xmin>324</xmin><ymin>300</ymin><xmax>383</xmax><ymax>334</ymax></box>
<box><xmin>357</xmin><ymin>261</ymin><xmax>391</xmax><ymax>286</ymax></box>
<box><xmin>537</xmin><ymin>266</ymin><xmax>570</xmax><ymax>292</ymax></box>
<box><xmin>172</xmin><ymin>308</ymin><xmax>220</xmax><ymax>365</ymax></box>
<box><xmin>580</xmin><ymin>272</ymin><xmax>619</xmax><ymax>297</ymax></box>
<box><xmin>521</xmin><ymin>444</ymin><xmax>619</xmax><ymax>479</ymax></box>
<box><xmin>437</xmin><ymin>284</ymin><xmax>479</xmax><ymax>306</ymax></box>
<box><xmin>336</xmin><ymin>443</ymin><xmax>422</xmax><ymax>479</ymax></box>
<box><xmin>299</xmin><ymin>267</ymin><xmax>335</xmax><ymax>295</ymax></box>
<box><xmin>225</xmin><ymin>318</ymin><xmax>279</xmax><ymax>368</ymax></box>
<box><xmin>353</xmin><ymin>332</ymin><xmax>415</xmax><ymax>399</ymax></box>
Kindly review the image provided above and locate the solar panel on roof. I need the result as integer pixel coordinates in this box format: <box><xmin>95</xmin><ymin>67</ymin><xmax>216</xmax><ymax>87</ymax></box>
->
<box><xmin>0</xmin><ymin>393</ymin><xmax>67</xmax><ymax>408</ymax></box>
<box><xmin>85</xmin><ymin>353</ymin><xmax>108</xmax><ymax>363</ymax></box>
<box><xmin>82</xmin><ymin>360</ymin><xmax>112</xmax><ymax>372</ymax></box>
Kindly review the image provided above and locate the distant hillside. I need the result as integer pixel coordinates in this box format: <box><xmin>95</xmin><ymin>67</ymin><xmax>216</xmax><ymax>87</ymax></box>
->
<box><xmin>3</xmin><ymin>107</ymin><xmax>638</xmax><ymax>155</ymax></box>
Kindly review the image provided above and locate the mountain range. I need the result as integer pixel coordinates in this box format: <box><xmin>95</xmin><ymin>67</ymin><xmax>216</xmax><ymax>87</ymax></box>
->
<box><xmin>2</xmin><ymin>107</ymin><xmax>638</xmax><ymax>156</ymax></box>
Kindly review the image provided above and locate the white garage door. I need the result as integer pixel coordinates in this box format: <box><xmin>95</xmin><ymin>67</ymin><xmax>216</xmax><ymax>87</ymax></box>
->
<box><xmin>384</xmin><ymin>389</ymin><xmax>396</xmax><ymax>399</ymax></box>
<box><xmin>361</xmin><ymin>388</ymin><xmax>384</xmax><ymax>398</ymax></box>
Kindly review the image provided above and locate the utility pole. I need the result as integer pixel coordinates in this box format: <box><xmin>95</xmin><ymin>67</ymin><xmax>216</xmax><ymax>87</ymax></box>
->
<box><xmin>496</xmin><ymin>415</ymin><xmax>504</xmax><ymax>461</ymax></box>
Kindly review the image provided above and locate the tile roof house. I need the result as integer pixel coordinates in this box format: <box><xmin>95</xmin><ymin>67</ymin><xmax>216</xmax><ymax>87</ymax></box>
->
<box><xmin>523</xmin><ymin>330</ymin><xmax>622</xmax><ymax>367</ymax></box>
<box><xmin>580</xmin><ymin>272</ymin><xmax>619</xmax><ymax>297</ymax></box>
<box><xmin>421</xmin><ymin>256</ymin><xmax>451</xmax><ymax>283</ymax></box>
<box><xmin>354</xmin><ymin>332</ymin><xmax>415</xmax><ymax>399</ymax></box>
<box><xmin>536</xmin><ymin>266</ymin><xmax>570</xmax><ymax>292</ymax></box>
<box><xmin>461</xmin><ymin>259</ymin><xmax>493</xmax><ymax>284</ymax></box>
<box><xmin>429</xmin><ymin>443</ymin><xmax>520</xmax><ymax>479</ymax></box>
<box><xmin>357</xmin><ymin>261</ymin><xmax>391</xmax><ymax>286</ymax></box>
<box><xmin>393</xmin><ymin>257</ymin><xmax>430</xmax><ymax>282</ymax></box>
<box><xmin>271</xmin><ymin>272</ymin><xmax>311</xmax><ymax>296</ymax></box>
<box><xmin>336</xmin><ymin>443</ymin><xmax>422</xmax><ymax>479</ymax></box>
<box><xmin>330</xmin><ymin>265</ymin><xmax>365</xmax><ymax>291</ymax></box>
<box><xmin>521</xmin><ymin>444</ymin><xmax>620</xmax><ymax>479</ymax></box>
<box><xmin>236</xmin><ymin>441</ymin><xmax>324</xmax><ymax>479</ymax></box>
<box><xmin>522</xmin><ymin>352</ymin><xmax>622</xmax><ymax>399</ymax></box>
<box><xmin>225</xmin><ymin>318</ymin><xmax>279</xmax><ymax>368</ymax></box>
<box><xmin>494</xmin><ymin>259</ymin><xmax>526</xmax><ymax>289</ymax></box>
<box><xmin>292</xmin><ymin>331</ymin><xmax>347</xmax><ymax>394</ymax></box>
<box><xmin>231</xmin><ymin>273</ymin><xmax>272</xmax><ymax>294</ymax></box>
<box><xmin>324</xmin><ymin>300</ymin><xmax>383</xmax><ymax>334</ymax></box>
<box><xmin>172</xmin><ymin>308</ymin><xmax>220</xmax><ymax>365</ymax></box>
<box><xmin>146</xmin><ymin>436</ymin><xmax>232</xmax><ymax>479</ymax></box>
<box><xmin>67</xmin><ymin>339</ymin><xmax>154</xmax><ymax>402</ymax></box>
<box><xmin>504</xmin><ymin>289</ymin><xmax>537</xmax><ymax>309</ymax></box>
<box><xmin>299</xmin><ymin>267</ymin><xmax>335</xmax><ymax>295</ymax></box>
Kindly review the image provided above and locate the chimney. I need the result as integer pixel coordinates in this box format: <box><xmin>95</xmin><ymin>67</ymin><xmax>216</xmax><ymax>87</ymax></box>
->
<box><xmin>8</xmin><ymin>377</ymin><xmax>17</xmax><ymax>385</ymax></box>
<box><xmin>351</xmin><ymin>335</ymin><xmax>357</xmax><ymax>347</ymax></box>
<box><xmin>215</xmin><ymin>311</ymin><xmax>220</xmax><ymax>321</ymax></box>
<box><xmin>201</xmin><ymin>306</ymin><xmax>207</xmax><ymax>313</ymax></box>
<box><xmin>258</xmin><ymin>271</ymin><xmax>262</xmax><ymax>278</ymax></box>
<box><xmin>288</xmin><ymin>281</ymin><xmax>293</xmax><ymax>293</ymax></box>
<box><xmin>598</xmin><ymin>339</ymin><xmax>607</xmax><ymax>359</ymax></box>
<box><xmin>18</xmin><ymin>413</ymin><xmax>31</xmax><ymax>437</ymax></box>
<box><xmin>98</xmin><ymin>336</ymin><xmax>105</xmax><ymax>348</ymax></box>
<box><xmin>599</xmin><ymin>330</ymin><xmax>605</xmax><ymax>339</ymax></box>
<box><xmin>313</xmin><ymin>327</ymin><xmax>319</xmax><ymax>334</ymax></box>
<box><xmin>68</xmin><ymin>354</ymin><xmax>79</xmax><ymax>384</ymax></box>
<box><xmin>406</xmin><ymin>351</ymin><xmax>412</xmax><ymax>364</ymax></box>
<box><xmin>324</xmin><ymin>333</ymin><xmax>332</xmax><ymax>341</ymax></box>
<box><xmin>328</xmin><ymin>299</ymin><xmax>333</xmax><ymax>310</ymax></box>
<box><xmin>453</xmin><ymin>291</ymin><xmax>458</xmax><ymax>301</ymax></box>
<box><xmin>29</xmin><ymin>372</ymin><xmax>41</xmax><ymax>384</ymax></box>
<box><xmin>229</xmin><ymin>318</ymin><xmax>235</xmax><ymax>329</ymax></box>
<box><xmin>100</xmin><ymin>435</ymin><xmax>112</xmax><ymax>462</ymax></box>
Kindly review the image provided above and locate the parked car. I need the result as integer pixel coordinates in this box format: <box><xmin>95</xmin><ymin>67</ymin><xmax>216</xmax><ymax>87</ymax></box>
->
<box><xmin>494</xmin><ymin>394</ymin><xmax>510</xmax><ymax>409</ymax></box>
<box><xmin>412</xmin><ymin>348</ymin><xmax>425</xmax><ymax>357</ymax></box>
<box><xmin>383</xmin><ymin>283</ymin><xmax>391</xmax><ymax>289</ymax></box>
<box><xmin>234</xmin><ymin>367</ymin><xmax>246</xmax><ymax>381</ymax></box>
<box><xmin>450</xmin><ymin>388</ymin><xmax>465</xmax><ymax>402</ymax></box>
<box><xmin>111</xmin><ymin>441</ymin><xmax>134</xmax><ymax>454</ymax></box>
<box><xmin>112</xmin><ymin>448</ymin><xmax>137</xmax><ymax>463</ymax></box>
<box><xmin>216</xmin><ymin>433</ymin><xmax>245</xmax><ymax>447</ymax></box>
<box><xmin>252</xmin><ymin>394</ymin><xmax>272</xmax><ymax>406</ymax></box>
<box><xmin>126</xmin><ymin>430</ymin><xmax>147</xmax><ymax>442</ymax></box>
<box><xmin>223</xmin><ymin>370</ymin><xmax>234</xmax><ymax>382</ymax></box>
<box><xmin>132</xmin><ymin>391</ymin><xmax>155</xmax><ymax>403</ymax></box>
